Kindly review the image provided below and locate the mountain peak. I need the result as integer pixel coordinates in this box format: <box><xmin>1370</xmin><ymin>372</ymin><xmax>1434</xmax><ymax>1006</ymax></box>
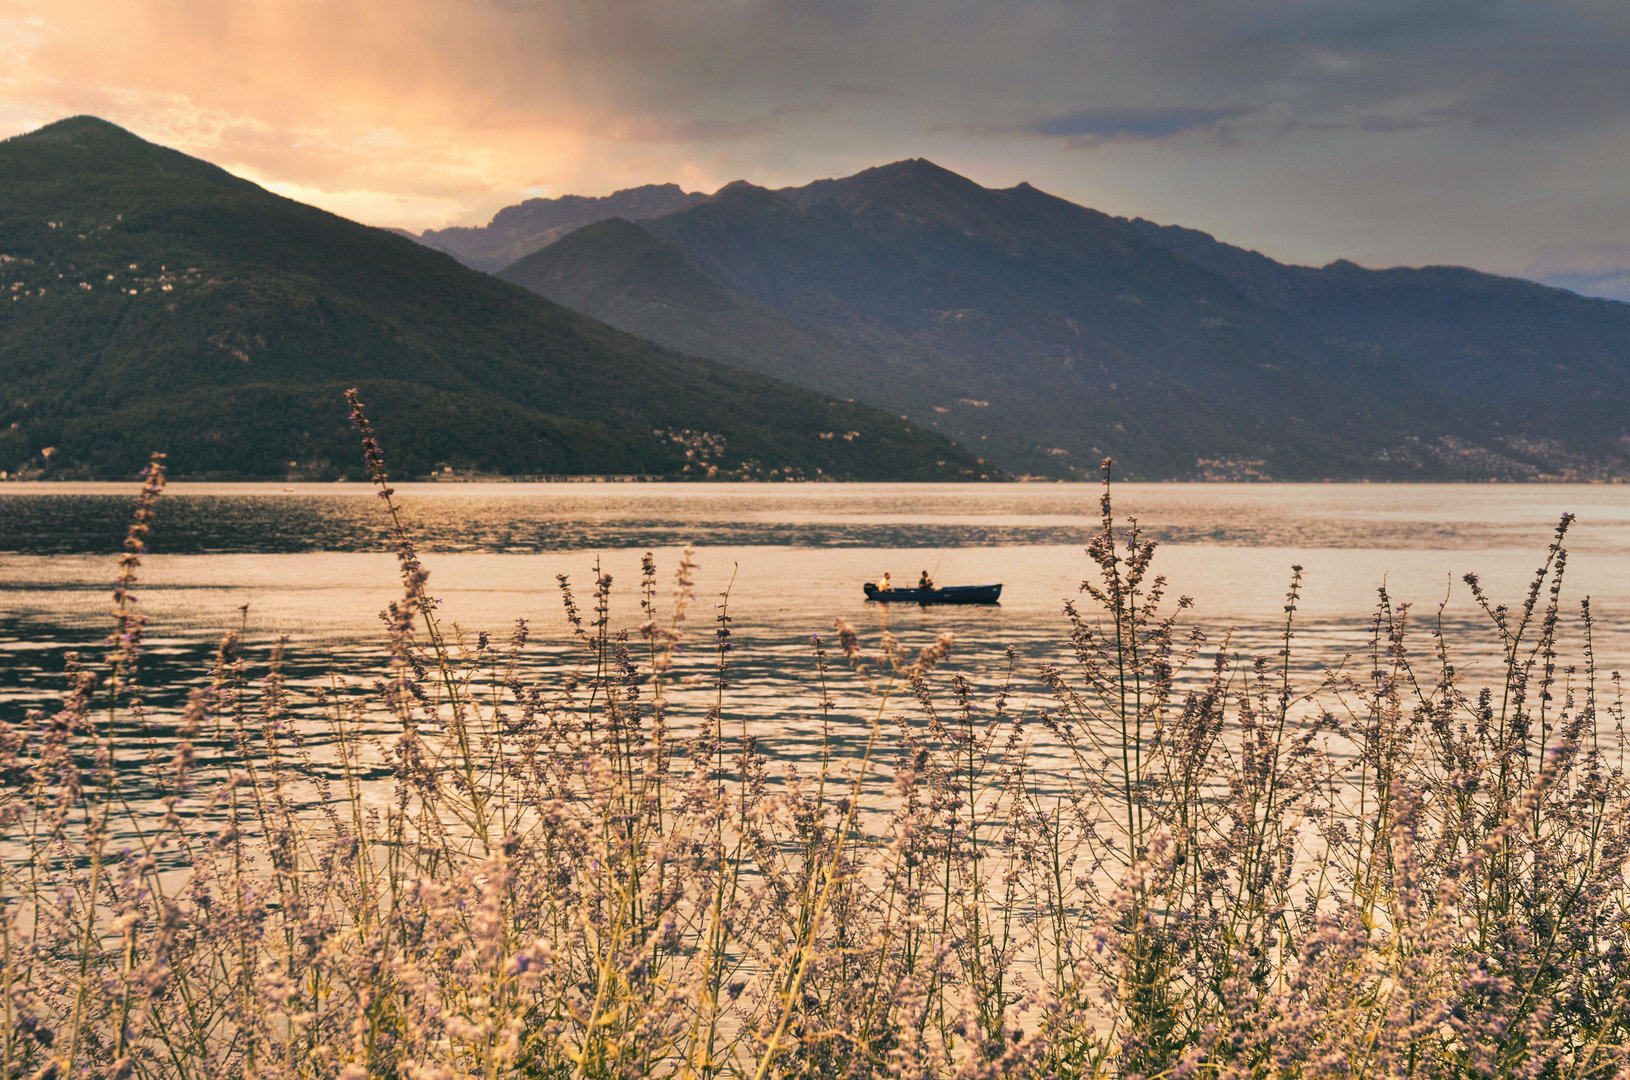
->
<box><xmin>485</xmin><ymin>183</ymin><xmax>699</xmax><ymax>234</ymax></box>
<box><xmin>0</xmin><ymin>127</ymin><xmax>983</xmax><ymax>481</ymax></box>
<box><xmin>1</xmin><ymin>114</ymin><xmax>249</xmax><ymax>201</ymax></box>
<box><xmin>421</xmin><ymin>182</ymin><xmax>704</xmax><ymax>271</ymax></box>
<box><xmin>862</xmin><ymin>157</ymin><xmax>960</xmax><ymax>179</ymax></box>
<box><xmin>8</xmin><ymin>116</ymin><xmax>164</xmax><ymax>159</ymax></box>
<box><xmin>779</xmin><ymin>158</ymin><xmax>985</xmax><ymax>213</ymax></box>
<box><xmin>712</xmin><ymin>179</ymin><xmax>776</xmax><ymax>196</ymax></box>
<box><xmin>14</xmin><ymin>115</ymin><xmax>132</xmax><ymax>141</ymax></box>
<box><xmin>703</xmin><ymin>180</ymin><xmax>800</xmax><ymax>213</ymax></box>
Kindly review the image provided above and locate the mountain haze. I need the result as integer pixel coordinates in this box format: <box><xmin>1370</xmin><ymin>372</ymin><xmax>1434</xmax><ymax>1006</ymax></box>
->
<box><xmin>499</xmin><ymin>218</ymin><xmax>867</xmax><ymax>392</ymax></box>
<box><xmin>494</xmin><ymin>159</ymin><xmax>1630</xmax><ymax>481</ymax></box>
<box><xmin>497</xmin><ymin>216</ymin><xmax>975</xmax><ymax>420</ymax></box>
<box><xmin>419</xmin><ymin>185</ymin><xmax>705</xmax><ymax>272</ymax></box>
<box><xmin>1126</xmin><ymin>218</ymin><xmax>1630</xmax><ymax>433</ymax></box>
<box><xmin>0</xmin><ymin>118</ymin><xmax>989</xmax><ymax>481</ymax></box>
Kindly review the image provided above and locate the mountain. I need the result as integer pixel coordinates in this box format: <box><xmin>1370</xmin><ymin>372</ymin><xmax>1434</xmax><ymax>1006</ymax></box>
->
<box><xmin>496</xmin><ymin>217</ymin><xmax>968</xmax><ymax>415</ymax></box>
<box><xmin>1124</xmin><ymin>218</ymin><xmax>1630</xmax><ymax>435</ymax></box>
<box><xmin>0</xmin><ymin>118</ymin><xmax>991</xmax><ymax>481</ymax></box>
<box><xmin>494</xmin><ymin>159</ymin><xmax>1630</xmax><ymax>480</ymax></box>
<box><xmin>418</xmin><ymin>184</ymin><xmax>705</xmax><ymax>272</ymax></box>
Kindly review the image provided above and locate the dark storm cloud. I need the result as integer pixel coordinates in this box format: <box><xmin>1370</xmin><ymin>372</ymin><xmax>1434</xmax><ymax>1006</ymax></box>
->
<box><xmin>1248</xmin><ymin>0</ymin><xmax>1556</xmax><ymax>51</ymax></box>
<box><xmin>932</xmin><ymin>0</ymin><xmax>1622</xmax><ymax>152</ymax></box>
<box><xmin>1213</xmin><ymin>0</ymin><xmax>1630</xmax><ymax>133</ymax></box>
<box><xmin>958</xmin><ymin>106</ymin><xmax>1253</xmax><ymax>148</ymax></box>
<box><xmin>1027</xmin><ymin>107</ymin><xmax>1253</xmax><ymax>144</ymax></box>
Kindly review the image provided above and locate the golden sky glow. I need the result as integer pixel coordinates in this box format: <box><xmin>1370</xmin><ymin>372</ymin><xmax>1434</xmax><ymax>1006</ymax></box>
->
<box><xmin>5</xmin><ymin>0</ymin><xmax>1630</xmax><ymax>295</ymax></box>
<box><xmin>4</xmin><ymin>0</ymin><xmax>627</xmax><ymax>227</ymax></box>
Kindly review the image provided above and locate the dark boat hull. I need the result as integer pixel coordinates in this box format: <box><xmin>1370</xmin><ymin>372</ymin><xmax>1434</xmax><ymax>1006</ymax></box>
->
<box><xmin>863</xmin><ymin>583</ymin><xmax>1002</xmax><ymax>604</ymax></box>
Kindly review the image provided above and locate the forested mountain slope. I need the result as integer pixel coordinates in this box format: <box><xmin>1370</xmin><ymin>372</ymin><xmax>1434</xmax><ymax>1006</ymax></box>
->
<box><xmin>0</xmin><ymin>119</ymin><xmax>990</xmax><ymax>481</ymax></box>
<box><xmin>497</xmin><ymin>158</ymin><xmax>1630</xmax><ymax>480</ymax></box>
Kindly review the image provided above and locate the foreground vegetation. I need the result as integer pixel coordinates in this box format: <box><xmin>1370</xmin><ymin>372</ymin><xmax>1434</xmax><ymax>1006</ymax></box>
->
<box><xmin>3</xmin><ymin>408</ymin><xmax>1628</xmax><ymax>1079</ymax></box>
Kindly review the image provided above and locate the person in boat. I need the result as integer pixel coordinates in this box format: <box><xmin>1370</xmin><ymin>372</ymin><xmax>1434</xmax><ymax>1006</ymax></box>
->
<box><xmin>918</xmin><ymin>570</ymin><xmax>934</xmax><ymax>590</ymax></box>
<box><xmin>881</xmin><ymin>572</ymin><xmax>892</xmax><ymax>591</ymax></box>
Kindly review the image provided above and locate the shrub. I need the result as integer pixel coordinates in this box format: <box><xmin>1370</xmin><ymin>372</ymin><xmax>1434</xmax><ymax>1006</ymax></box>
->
<box><xmin>1</xmin><ymin>402</ymin><xmax>1627</xmax><ymax>1079</ymax></box>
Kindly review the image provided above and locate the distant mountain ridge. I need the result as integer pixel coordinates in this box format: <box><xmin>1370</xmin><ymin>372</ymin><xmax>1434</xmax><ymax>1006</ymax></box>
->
<box><xmin>490</xmin><ymin>158</ymin><xmax>1630</xmax><ymax>480</ymax></box>
<box><xmin>419</xmin><ymin>184</ymin><xmax>705</xmax><ymax>272</ymax></box>
<box><xmin>500</xmin><ymin>218</ymin><xmax>894</xmax><ymax>402</ymax></box>
<box><xmin>1124</xmin><ymin>217</ymin><xmax>1630</xmax><ymax>423</ymax></box>
<box><xmin>498</xmin><ymin>216</ymin><xmax>985</xmax><ymax>437</ymax></box>
<box><xmin>0</xmin><ymin>118</ymin><xmax>990</xmax><ymax>481</ymax></box>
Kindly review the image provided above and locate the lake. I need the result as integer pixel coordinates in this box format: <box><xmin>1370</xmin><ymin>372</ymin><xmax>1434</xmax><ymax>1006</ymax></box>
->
<box><xmin>2</xmin><ymin>481</ymin><xmax>1626</xmax><ymax>777</ymax></box>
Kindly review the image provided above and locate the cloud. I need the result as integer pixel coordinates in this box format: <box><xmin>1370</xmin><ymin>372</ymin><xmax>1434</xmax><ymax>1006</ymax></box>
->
<box><xmin>1523</xmin><ymin>243</ymin><xmax>1630</xmax><ymax>302</ymax></box>
<box><xmin>831</xmin><ymin>83</ymin><xmax>897</xmax><ymax>97</ymax></box>
<box><xmin>604</xmin><ymin>102</ymin><xmax>830</xmax><ymax>144</ymax></box>
<box><xmin>1274</xmin><ymin>108</ymin><xmax>1471</xmax><ymax>137</ymax></box>
<box><xmin>0</xmin><ymin>0</ymin><xmax>1628</xmax><ymax>274</ymax></box>
<box><xmin>1249</xmin><ymin>0</ymin><xmax>1547</xmax><ymax>54</ymax></box>
<box><xmin>255</xmin><ymin>179</ymin><xmax>474</xmax><ymax>231</ymax></box>
<box><xmin>1226</xmin><ymin>0</ymin><xmax>1630</xmax><ymax>137</ymax></box>
<box><xmin>952</xmin><ymin>105</ymin><xmax>1253</xmax><ymax>149</ymax></box>
<box><xmin>1531</xmin><ymin>270</ymin><xmax>1630</xmax><ymax>303</ymax></box>
<box><xmin>1019</xmin><ymin>106</ymin><xmax>1254</xmax><ymax>147</ymax></box>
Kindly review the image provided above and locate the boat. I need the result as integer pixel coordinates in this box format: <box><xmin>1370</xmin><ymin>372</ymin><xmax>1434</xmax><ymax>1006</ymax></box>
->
<box><xmin>863</xmin><ymin>582</ymin><xmax>1002</xmax><ymax>604</ymax></box>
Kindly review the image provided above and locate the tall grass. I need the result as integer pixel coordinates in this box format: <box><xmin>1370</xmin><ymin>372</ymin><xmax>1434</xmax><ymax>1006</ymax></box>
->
<box><xmin>2</xmin><ymin>398</ymin><xmax>1628</xmax><ymax>1079</ymax></box>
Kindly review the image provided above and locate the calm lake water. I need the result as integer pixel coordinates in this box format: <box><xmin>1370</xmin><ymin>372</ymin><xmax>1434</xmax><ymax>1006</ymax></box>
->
<box><xmin>2</xmin><ymin>481</ymin><xmax>1627</xmax><ymax>775</ymax></box>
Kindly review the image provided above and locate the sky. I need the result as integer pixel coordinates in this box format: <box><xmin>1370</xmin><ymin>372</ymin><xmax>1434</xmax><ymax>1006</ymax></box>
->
<box><xmin>3</xmin><ymin>0</ymin><xmax>1629</xmax><ymax>299</ymax></box>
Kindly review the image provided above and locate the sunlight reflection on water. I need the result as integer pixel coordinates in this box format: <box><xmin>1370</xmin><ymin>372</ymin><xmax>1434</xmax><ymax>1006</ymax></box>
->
<box><xmin>2</xmin><ymin>482</ymin><xmax>1625</xmax><ymax>789</ymax></box>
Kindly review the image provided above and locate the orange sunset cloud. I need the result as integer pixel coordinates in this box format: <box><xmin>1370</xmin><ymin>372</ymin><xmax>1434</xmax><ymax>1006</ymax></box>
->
<box><xmin>0</xmin><ymin>0</ymin><xmax>789</xmax><ymax>227</ymax></box>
